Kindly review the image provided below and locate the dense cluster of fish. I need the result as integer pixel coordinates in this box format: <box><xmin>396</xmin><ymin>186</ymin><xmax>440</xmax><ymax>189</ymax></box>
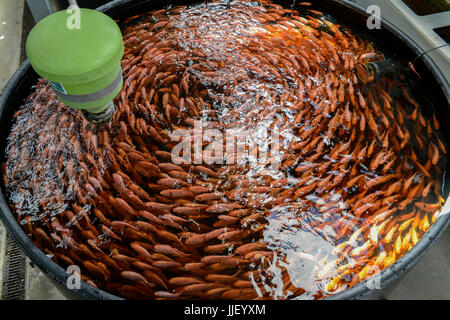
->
<box><xmin>2</xmin><ymin>0</ymin><xmax>447</xmax><ymax>299</ymax></box>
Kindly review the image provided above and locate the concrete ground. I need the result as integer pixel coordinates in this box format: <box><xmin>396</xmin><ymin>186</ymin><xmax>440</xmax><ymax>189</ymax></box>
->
<box><xmin>0</xmin><ymin>0</ymin><xmax>25</xmax><ymax>299</ymax></box>
<box><xmin>0</xmin><ymin>1</ymin><xmax>24</xmax><ymax>90</ymax></box>
<box><xmin>0</xmin><ymin>223</ymin><xmax>3</xmax><ymax>298</ymax></box>
<box><xmin>0</xmin><ymin>0</ymin><xmax>449</xmax><ymax>300</ymax></box>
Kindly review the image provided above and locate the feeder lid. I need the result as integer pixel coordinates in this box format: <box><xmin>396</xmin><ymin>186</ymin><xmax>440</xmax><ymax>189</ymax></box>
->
<box><xmin>26</xmin><ymin>8</ymin><xmax>124</xmax><ymax>85</ymax></box>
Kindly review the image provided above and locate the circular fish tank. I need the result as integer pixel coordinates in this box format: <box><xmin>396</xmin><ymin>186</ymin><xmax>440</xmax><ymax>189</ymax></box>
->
<box><xmin>0</xmin><ymin>0</ymin><xmax>449</xmax><ymax>300</ymax></box>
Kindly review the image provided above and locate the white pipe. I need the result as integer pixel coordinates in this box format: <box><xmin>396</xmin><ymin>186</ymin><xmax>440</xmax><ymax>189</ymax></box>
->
<box><xmin>68</xmin><ymin>0</ymin><xmax>79</xmax><ymax>8</ymax></box>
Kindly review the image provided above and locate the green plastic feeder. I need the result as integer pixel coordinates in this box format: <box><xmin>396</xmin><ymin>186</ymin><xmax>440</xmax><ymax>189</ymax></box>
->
<box><xmin>26</xmin><ymin>8</ymin><xmax>124</xmax><ymax>123</ymax></box>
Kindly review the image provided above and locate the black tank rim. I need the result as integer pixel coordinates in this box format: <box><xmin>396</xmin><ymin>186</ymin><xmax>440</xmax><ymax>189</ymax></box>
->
<box><xmin>0</xmin><ymin>0</ymin><xmax>448</xmax><ymax>300</ymax></box>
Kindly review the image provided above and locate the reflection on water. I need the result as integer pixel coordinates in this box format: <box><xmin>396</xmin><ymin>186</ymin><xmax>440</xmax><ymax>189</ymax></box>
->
<box><xmin>2</xmin><ymin>0</ymin><xmax>447</xmax><ymax>299</ymax></box>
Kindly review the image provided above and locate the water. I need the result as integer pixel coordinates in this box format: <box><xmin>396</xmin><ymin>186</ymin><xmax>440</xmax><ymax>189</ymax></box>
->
<box><xmin>3</xmin><ymin>0</ymin><xmax>447</xmax><ymax>299</ymax></box>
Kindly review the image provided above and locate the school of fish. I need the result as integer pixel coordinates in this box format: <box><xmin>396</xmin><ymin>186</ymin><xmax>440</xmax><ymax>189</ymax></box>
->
<box><xmin>2</xmin><ymin>0</ymin><xmax>447</xmax><ymax>299</ymax></box>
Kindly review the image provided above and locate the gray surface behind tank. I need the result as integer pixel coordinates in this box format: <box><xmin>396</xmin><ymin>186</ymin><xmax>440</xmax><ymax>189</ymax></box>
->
<box><xmin>0</xmin><ymin>0</ymin><xmax>26</xmax><ymax>300</ymax></box>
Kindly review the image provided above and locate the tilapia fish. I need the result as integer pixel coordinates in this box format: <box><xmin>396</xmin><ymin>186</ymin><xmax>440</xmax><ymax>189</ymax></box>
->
<box><xmin>3</xmin><ymin>0</ymin><xmax>446</xmax><ymax>299</ymax></box>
